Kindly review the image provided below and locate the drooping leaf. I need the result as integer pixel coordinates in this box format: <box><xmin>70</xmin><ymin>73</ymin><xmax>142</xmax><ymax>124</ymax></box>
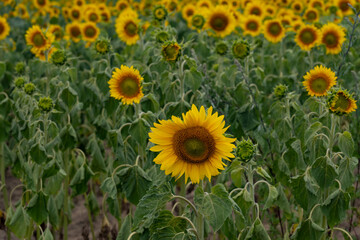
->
<box><xmin>100</xmin><ymin>177</ymin><xmax>117</xmax><ymax>199</ymax></box>
<box><xmin>291</xmin><ymin>219</ymin><xmax>324</xmax><ymax>240</ymax></box>
<box><xmin>6</xmin><ymin>205</ymin><xmax>31</xmax><ymax>238</ymax></box>
<box><xmin>321</xmin><ymin>189</ymin><xmax>350</xmax><ymax>228</ymax></box>
<box><xmin>70</xmin><ymin>165</ymin><xmax>94</xmax><ymax>196</ymax></box>
<box><xmin>290</xmin><ymin>175</ymin><xmax>317</xmax><ymax>210</ymax></box>
<box><xmin>338</xmin><ymin>131</ymin><xmax>354</xmax><ymax>157</ymax></box>
<box><xmin>30</xmin><ymin>143</ymin><xmax>47</xmax><ymax>165</ymax></box>
<box><xmin>129</xmin><ymin>118</ymin><xmax>149</xmax><ymax>146</ymax></box>
<box><xmin>338</xmin><ymin>157</ymin><xmax>357</xmax><ymax>190</ymax></box>
<box><xmin>263</xmin><ymin>184</ymin><xmax>278</xmax><ymax>209</ymax></box>
<box><xmin>245</xmin><ymin>218</ymin><xmax>271</xmax><ymax>240</ymax></box>
<box><xmin>311</xmin><ymin>157</ymin><xmax>338</xmax><ymax>189</ymax></box>
<box><xmin>26</xmin><ymin>191</ymin><xmax>48</xmax><ymax>225</ymax></box>
<box><xmin>87</xmin><ymin>134</ymin><xmax>107</xmax><ymax>172</ymax></box>
<box><xmin>117</xmin><ymin>215</ymin><xmax>132</xmax><ymax>240</ymax></box>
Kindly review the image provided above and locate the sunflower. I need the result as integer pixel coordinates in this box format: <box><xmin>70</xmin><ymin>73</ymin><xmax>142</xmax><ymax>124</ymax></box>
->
<box><xmin>197</xmin><ymin>0</ymin><xmax>213</xmax><ymax>10</ymax></box>
<box><xmin>205</xmin><ymin>5</ymin><xmax>236</xmax><ymax>38</ymax></box>
<box><xmin>295</xmin><ymin>25</ymin><xmax>320</xmax><ymax>51</ymax></box>
<box><xmin>241</xmin><ymin>15</ymin><xmax>262</xmax><ymax>36</ymax></box>
<box><xmin>163</xmin><ymin>0</ymin><xmax>179</xmax><ymax>12</ymax></box>
<box><xmin>25</xmin><ymin>25</ymin><xmax>54</xmax><ymax>53</ymax></box>
<box><xmin>263</xmin><ymin>19</ymin><xmax>285</xmax><ymax>43</ymax></box>
<box><xmin>14</xmin><ymin>4</ymin><xmax>30</xmax><ymax>19</ymax></box>
<box><xmin>69</xmin><ymin>6</ymin><xmax>83</xmax><ymax>22</ymax></box>
<box><xmin>244</xmin><ymin>1</ymin><xmax>265</xmax><ymax>18</ymax></box>
<box><xmin>115</xmin><ymin>13</ymin><xmax>140</xmax><ymax>45</ymax></box>
<box><xmin>336</xmin><ymin>0</ymin><xmax>355</xmax><ymax>15</ymax></box>
<box><xmin>191</xmin><ymin>14</ymin><xmax>206</xmax><ymax>31</ymax></box>
<box><xmin>304</xmin><ymin>8</ymin><xmax>319</xmax><ymax>22</ymax></box>
<box><xmin>66</xmin><ymin>22</ymin><xmax>82</xmax><ymax>42</ymax></box>
<box><xmin>74</xmin><ymin>0</ymin><xmax>85</xmax><ymax>7</ymax></box>
<box><xmin>327</xmin><ymin>89</ymin><xmax>357</xmax><ymax>115</ymax></box>
<box><xmin>320</xmin><ymin>23</ymin><xmax>346</xmax><ymax>54</ymax></box>
<box><xmin>149</xmin><ymin>105</ymin><xmax>236</xmax><ymax>184</ymax></box>
<box><xmin>265</xmin><ymin>5</ymin><xmax>276</xmax><ymax>17</ymax></box>
<box><xmin>33</xmin><ymin>0</ymin><xmax>48</xmax><ymax>9</ymax></box>
<box><xmin>48</xmin><ymin>24</ymin><xmax>64</xmax><ymax>41</ymax></box>
<box><xmin>85</xmin><ymin>9</ymin><xmax>101</xmax><ymax>23</ymax></box>
<box><xmin>303</xmin><ymin>65</ymin><xmax>337</xmax><ymax>96</ymax></box>
<box><xmin>81</xmin><ymin>22</ymin><xmax>100</xmax><ymax>42</ymax></box>
<box><xmin>310</xmin><ymin>0</ymin><xmax>324</xmax><ymax>9</ymax></box>
<box><xmin>291</xmin><ymin>1</ymin><xmax>303</xmax><ymax>13</ymax></box>
<box><xmin>34</xmin><ymin>47</ymin><xmax>57</xmax><ymax>61</ymax></box>
<box><xmin>162</xmin><ymin>41</ymin><xmax>181</xmax><ymax>62</ymax></box>
<box><xmin>182</xmin><ymin>3</ymin><xmax>196</xmax><ymax>21</ymax></box>
<box><xmin>100</xmin><ymin>9</ymin><xmax>111</xmax><ymax>22</ymax></box>
<box><xmin>108</xmin><ymin>65</ymin><xmax>144</xmax><ymax>105</ymax></box>
<box><xmin>0</xmin><ymin>16</ymin><xmax>10</xmax><ymax>41</ymax></box>
<box><xmin>153</xmin><ymin>5</ymin><xmax>168</xmax><ymax>21</ymax></box>
<box><xmin>115</xmin><ymin>0</ymin><xmax>129</xmax><ymax>12</ymax></box>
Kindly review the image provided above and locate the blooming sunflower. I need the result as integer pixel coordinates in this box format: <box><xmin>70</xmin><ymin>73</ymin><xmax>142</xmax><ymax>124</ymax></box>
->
<box><xmin>320</xmin><ymin>23</ymin><xmax>346</xmax><ymax>54</ymax></box>
<box><xmin>291</xmin><ymin>1</ymin><xmax>303</xmax><ymax>13</ymax></box>
<box><xmin>304</xmin><ymin>8</ymin><xmax>319</xmax><ymax>23</ymax></box>
<box><xmin>25</xmin><ymin>25</ymin><xmax>54</xmax><ymax>53</ymax></box>
<box><xmin>162</xmin><ymin>41</ymin><xmax>181</xmax><ymax>62</ymax></box>
<box><xmin>115</xmin><ymin>0</ymin><xmax>129</xmax><ymax>12</ymax></box>
<box><xmin>115</xmin><ymin>12</ymin><xmax>140</xmax><ymax>45</ymax></box>
<box><xmin>108</xmin><ymin>65</ymin><xmax>144</xmax><ymax>104</ymax></box>
<box><xmin>327</xmin><ymin>89</ymin><xmax>357</xmax><ymax>115</ymax></box>
<box><xmin>205</xmin><ymin>5</ymin><xmax>236</xmax><ymax>38</ymax></box>
<box><xmin>14</xmin><ymin>4</ymin><xmax>30</xmax><ymax>19</ymax></box>
<box><xmin>149</xmin><ymin>105</ymin><xmax>236</xmax><ymax>184</ymax></box>
<box><xmin>182</xmin><ymin>3</ymin><xmax>196</xmax><ymax>22</ymax></box>
<box><xmin>263</xmin><ymin>19</ymin><xmax>285</xmax><ymax>43</ymax></box>
<box><xmin>0</xmin><ymin>16</ymin><xmax>10</xmax><ymax>41</ymax></box>
<box><xmin>69</xmin><ymin>6</ymin><xmax>83</xmax><ymax>22</ymax></box>
<box><xmin>336</xmin><ymin>0</ymin><xmax>355</xmax><ymax>15</ymax></box>
<box><xmin>48</xmin><ymin>24</ymin><xmax>64</xmax><ymax>41</ymax></box>
<box><xmin>66</xmin><ymin>22</ymin><xmax>82</xmax><ymax>43</ymax></box>
<box><xmin>33</xmin><ymin>0</ymin><xmax>48</xmax><ymax>9</ymax></box>
<box><xmin>85</xmin><ymin>9</ymin><xmax>101</xmax><ymax>23</ymax></box>
<box><xmin>303</xmin><ymin>65</ymin><xmax>337</xmax><ymax>96</ymax></box>
<box><xmin>241</xmin><ymin>15</ymin><xmax>262</xmax><ymax>36</ymax></box>
<box><xmin>81</xmin><ymin>22</ymin><xmax>100</xmax><ymax>42</ymax></box>
<box><xmin>244</xmin><ymin>1</ymin><xmax>264</xmax><ymax>18</ymax></box>
<box><xmin>196</xmin><ymin>0</ymin><xmax>213</xmax><ymax>10</ymax></box>
<box><xmin>295</xmin><ymin>25</ymin><xmax>320</xmax><ymax>51</ymax></box>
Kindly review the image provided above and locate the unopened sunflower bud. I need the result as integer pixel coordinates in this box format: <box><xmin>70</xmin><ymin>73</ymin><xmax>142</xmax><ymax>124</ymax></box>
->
<box><xmin>215</xmin><ymin>41</ymin><xmax>228</xmax><ymax>55</ymax></box>
<box><xmin>14</xmin><ymin>77</ymin><xmax>25</xmax><ymax>88</ymax></box>
<box><xmin>162</xmin><ymin>41</ymin><xmax>181</xmax><ymax>62</ymax></box>
<box><xmin>38</xmin><ymin>97</ymin><xmax>53</xmax><ymax>112</ymax></box>
<box><xmin>232</xmin><ymin>40</ymin><xmax>250</xmax><ymax>59</ymax></box>
<box><xmin>236</xmin><ymin>138</ymin><xmax>255</xmax><ymax>162</ymax></box>
<box><xmin>51</xmin><ymin>49</ymin><xmax>67</xmax><ymax>66</ymax></box>
<box><xmin>155</xmin><ymin>31</ymin><xmax>169</xmax><ymax>43</ymax></box>
<box><xmin>15</xmin><ymin>62</ymin><xmax>26</xmax><ymax>74</ymax></box>
<box><xmin>24</xmin><ymin>83</ymin><xmax>35</xmax><ymax>95</ymax></box>
<box><xmin>94</xmin><ymin>38</ymin><xmax>111</xmax><ymax>54</ymax></box>
<box><xmin>153</xmin><ymin>5</ymin><xmax>168</xmax><ymax>21</ymax></box>
<box><xmin>273</xmin><ymin>84</ymin><xmax>288</xmax><ymax>99</ymax></box>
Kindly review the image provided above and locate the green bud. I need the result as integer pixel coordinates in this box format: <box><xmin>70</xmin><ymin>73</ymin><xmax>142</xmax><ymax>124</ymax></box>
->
<box><xmin>51</xmin><ymin>49</ymin><xmax>67</xmax><ymax>66</ymax></box>
<box><xmin>215</xmin><ymin>41</ymin><xmax>228</xmax><ymax>55</ymax></box>
<box><xmin>14</xmin><ymin>77</ymin><xmax>25</xmax><ymax>88</ymax></box>
<box><xmin>232</xmin><ymin>40</ymin><xmax>250</xmax><ymax>59</ymax></box>
<box><xmin>38</xmin><ymin>97</ymin><xmax>53</xmax><ymax>112</ymax></box>
<box><xmin>15</xmin><ymin>62</ymin><xmax>26</xmax><ymax>74</ymax></box>
<box><xmin>153</xmin><ymin>5</ymin><xmax>168</xmax><ymax>21</ymax></box>
<box><xmin>94</xmin><ymin>38</ymin><xmax>111</xmax><ymax>54</ymax></box>
<box><xmin>236</xmin><ymin>138</ymin><xmax>255</xmax><ymax>162</ymax></box>
<box><xmin>273</xmin><ymin>84</ymin><xmax>288</xmax><ymax>99</ymax></box>
<box><xmin>191</xmin><ymin>14</ymin><xmax>205</xmax><ymax>29</ymax></box>
<box><xmin>155</xmin><ymin>31</ymin><xmax>169</xmax><ymax>43</ymax></box>
<box><xmin>24</xmin><ymin>83</ymin><xmax>36</xmax><ymax>95</ymax></box>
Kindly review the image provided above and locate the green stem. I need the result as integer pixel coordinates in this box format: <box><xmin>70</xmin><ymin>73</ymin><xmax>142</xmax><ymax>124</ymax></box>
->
<box><xmin>0</xmin><ymin>142</ymin><xmax>11</xmax><ymax>240</ymax></box>
<box><xmin>84</xmin><ymin>193</ymin><xmax>96</xmax><ymax>240</ymax></box>
<box><xmin>63</xmin><ymin>149</ymin><xmax>70</xmax><ymax>240</ymax></box>
<box><xmin>196</xmin><ymin>213</ymin><xmax>204</xmax><ymax>240</ymax></box>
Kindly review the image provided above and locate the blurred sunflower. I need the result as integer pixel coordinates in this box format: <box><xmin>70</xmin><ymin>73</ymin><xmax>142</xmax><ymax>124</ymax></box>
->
<box><xmin>182</xmin><ymin>3</ymin><xmax>196</xmax><ymax>22</ymax></box>
<box><xmin>14</xmin><ymin>4</ymin><xmax>30</xmax><ymax>19</ymax></box>
<box><xmin>25</xmin><ymin>25</ymin><xmax>54</xmax><ymax>53</ymax></box>
<box><xmin>163</xmin><ymin>0</ymin><xmax>179</xmax><ymax>12</ymax></box>
<box><xmin>66</xmin><ymin>22</ymin><xmax>82</xmax><ymax>43</ymax></box>
<box><xmin>320</xmin><ymin>23</ymin><xmax>345</xmax><ymax>54</ymax></box>
<box><xmin>197</xmin><ymin>0</ymin><xmax>213</xmax><ymax>10</ymax></box>
<box><xmin>295</xmin><ymin>25</ymin><xmax>320</xmax><ymax>51</ymax></box>
<box><xmin>74</xmin><ymin>0</ymin><xmax>85</xmax><ymax>7</ymax></box>
<box><xmin>303</xmin><ymin>65</ymin><xmax>337</xmax><ymax>96</ymax></box>
<box><xmin>190</xmin><ymin>13</ymin><xmax>206</xmax><ymax>31</ymax></box>
<box><xmin>265</xmin><ymin>5</ymin><xmax>276</xmax><ymax>17</ymax></box>
<box><xmin>335</xmin><ymin>0</ymin><xmax>355</xmax><ymax>15</ymax></box>
<box><xmin>81</xmin><ymin>22</ymin><xmax>100</xmax><ymax>42</ymax></box>
<box><xmin>291</xmin><ymin>1</ymin><xmax>303</xmax><ymax>14</ymax></box>
<box><xmin>241</xmin><ymin>15</ymin><xmax>262</xmax><ymax>36</ymax></box>
<box><xmin>328</xmin><ymin>89</ymin><xmax>357</xmax><ymax>115</ymax></box>
<box><xmin>33</xmin><ymin>0</ymin><xmax>49</xmax><ymax>9</ymax></box>
<box><xmin>149</xmin><ymin>105</ymin><xmax>236</xmax><ymax>184</ymax></box>
<box><xmin>304</xmin><ymin>8</ymin><xmax>319</xmax><ymax>23</ymax></box>
<box><xmin>162</xmin><ymin>41</ymin><xmax>181</xmax><ymax>61</ymax></box>
<box><xmin>115</xmin><ymin>11</ymin><xmax>140</xmax><ymax>45</ymax></box>
<box><xmin>34</xmin><ymin>47</ymin><xmax>57</xmax><ymax>61</ymax></box>
<box><xmin>244</xmin><ymin>1</ymin><xmax>264</xmax><ymax>18</ymax></box>
<box><xmin>85</xmin><ymin>9</ymin><xmax>101</xmax><ymax>23</ymax></box>
<box><xmin>205</xmin><ymin>5</ymin><xmax>236</xmax><ymax>38</ymax></box>
<box><xmin>108</xmin><ymin>65</ymin><xmax>144</xmax><ymax>105</ymax></box>
<box><xmin>0</xmin><ymin>16</ymin><xmax>10</xmax><ymax>41</ymax></box>
<box><xmin>310</xmin><ymin>0</ymin><xmax>324</xmax><ymax>9</ymax></box>
<box><xmin>69</xmin><ymin>6</ymin><xmax>83</xmax><ymax>22</ymax></box>
<box><xmin>48</xmin><ymin>24</ymin><xmax>64</xmax><ymax>41</ymax></box>
<box><xmin>263</xmin><ymin>19</ymin><xmax>285</xmax><ymax>43</ymax></box>
<box><xmin>115</xmin><ymin>0</ymin><xmax>129</xmax><ymax>12</ymax></box>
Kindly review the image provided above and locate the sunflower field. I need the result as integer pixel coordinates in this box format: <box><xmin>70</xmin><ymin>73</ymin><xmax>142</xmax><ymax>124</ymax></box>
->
<box><xmin>1</xmin><ymin>0</ymin><xmax>360</xmax><ymax>239</ymax></box>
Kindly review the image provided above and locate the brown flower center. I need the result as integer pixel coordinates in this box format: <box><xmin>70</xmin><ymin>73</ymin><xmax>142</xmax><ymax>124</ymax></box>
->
<box><xmin>89</xmin><ymin>13</ymin><xmax>98</xmax><ymax>22</ymax></box>
<box><xmin>37</xmin><ymin>0</ymin><xmax>46</xmax><ymax>6</ymax></box>
<box><xmin>70</xmin><ymin>26</ymin><xmax>81</xmax><ymax>38</ymax></box>
<box><xmin>125</xmin><ymin>21</ymin><xmax>137</xmax><ymax>36</ymax></box>
<box><xmin>119</xmin><ymin>77</ymin><xmax>140</xmax><ymax>97</ymax></box>
<box><xmin>268</xmin><ymin>22</ymin><xmax>282</xmax><ymax>36</ymax></box>
<box><xmin>32</xmin><ymin>32</ymin><xmax>46</xmax><ymax>47</ymax></box>
<box><xmin>85</xmin><ymin>26</ymin><xmax>96</xmax><ymax>37</ymax></box>
<box><xmin>300</xmin><ymin>29</ymin><xmax>316</xmax><ymax>44</ymax></box>
<box><xmin>333</xmin><ymin>92</ymin><xmax>350</xmax><ymax>111</ymax></box>
<box><xmin>210</xmin><ymin>13</ymin><xmax>229</xmax><ymax>31</ymax></box>
<box><xmin>0</xmin><ymin>23</ymin><xmax>4</xmax><ymax>34</ymax></box>
<box><xmin>250</xmin><ymin>7</ymin><xmax>261</xmax><ymax>16</ymax></box>
<box><xmin>306</xmin><ymin>11</ymin><xmax>317</xmax><ymax>21</ymax></box>
<box><xmin>246</xmin><ymin>21</ymin><xmax>258</xmax><ymax>31</ymax></box>
<box><xmin>323</xmin><ymin>32</ymin><xmax>338</xmax><ymax>47</ymax></box>
<box><xmin>310</xmin><ymin>77</ymin><xmax>329</xmax><ymax>94</ymax></box>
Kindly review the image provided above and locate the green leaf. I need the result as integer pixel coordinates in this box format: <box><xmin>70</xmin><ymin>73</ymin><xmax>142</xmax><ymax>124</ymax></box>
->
<box><xmin>194</xmin><ymin>184</ymin><xmax>233</xmax><ymax>232</ymax></box>
<box><xmin>129</xmin><ymin>118</ymin><xmax>149</xmax><ymax>146</ymax></box>
<box><xmin>60</xmin><ymin>123</ymin><xmax>78</xmax><ymax>149</ymax></box>
<box><xmin>6</xmin><ymin>205</ymin><xmax>31</xmax><ymax>238</ymax></box>
<box><xmin>263</xmin><ymin>185</ymin><xmax>278</xmax><ymax>209</ymax></box>
<box><xmin>292</xmin><ymin>219</ymin><xmax>324</xmax><ymax>240</ymax></box>
<box><xmin>338</xmin><ymin>131</ymin><xmax>354</xmax><ymax>157</ymax></box>
<box><xmin>70</xmin><ymin>165</ymin><xmax>94</xmax><ymax>196</ymax></box>
<box><xmin>30</xmin><ymin>143</ymin><xmax>47</xmax><ymax>165</ymax></box>
<box><xmin>245</xmin><ymin>218</ymin><xmax>271</xmax><ymax>240</ymax></box>
<box><xmin>275</xmin><ymin>183</ymin><xmax>291</xmax><ymax>217</ymax></box>
<box><xmin>231</xmin><ymin>167</ymin><xmax>244</xmax><ymax>188</ymax></box>
<box><xmin>47</xmin><ymin>196</ymin><xmax>59</xmax><ymax>228</ymax></box>
<box><xmin>321</xmin><ymin>189</ymin><xmax>350</xmax><ymax>227</ymax></box>
<box><xmin>100</xmin><ymin>177</ymin><xmax>117</xmax><ymax>199</ymax></box>
<box><xmin>290</xmin><ymin>175</ymin><xmax>317</xmax><ymax>210</ymax></box>
<box><xmin>284</xmin><ymin>138</ymin><xmax>306</xmax><ymax>170</ymax></box>
<box><xmin>0</xmin><ymin>62</ymin><xmax>5</xmax><ymax>80</ymax></box>
<box><xmin>311</xmin><ymin>157</ymin><xmax>338</xmax><ymax>189</ymax></box>
<box><xmin>41</xmin><ymin>228</ymin><xmax>54</xmax><ymax>240</ymax></box>
<box><xmin>59</xmin><ymin>86</ymin><xmax>78</xmax><ymax>112</ymax></box>
<box><xmin>184</xmin><ymin>67</ymin><xmax>202</xmax><ymax>92</ymax></box>
<box><xmin>117</xmin><ymin>165</ymin><xmax>152</xmax><ymax>205</ymax></box>
<box><xmin>67</xmin><ymin>67</ymin><xmax>77</xmax><ymax>82</ymax></box>
<box><xmin>338</xmin><ymin>157</ymin><xmax>357</xmax><ymax>189</ymax></box>
<box><xmin>304</xmin><ymin>122</ymin><xmax>322</xmax><ymax>145</ymax></box>
<box><xmin>87</xmin><ymin>134</ymin><xmax>107</xmax><ymax>172</ymax></box>
<box><xmin>26</xmin><ymin>191</ymin><xmax>48</xmax><ymax>225</ymax></box>
<box><xmin>117</xmin><ymin>215</ymin><xmax>132</xmax><ymax>240</ymax></box>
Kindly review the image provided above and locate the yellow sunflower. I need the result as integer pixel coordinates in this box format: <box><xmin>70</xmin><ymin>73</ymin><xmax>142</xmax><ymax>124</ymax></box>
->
<box><xmin>34</xmin><ymin>47</ymin><xmax>57</xmax><ymax>61</ymax></box>
<box><xmin>303</xmin><ymin>65</ymin><xmax>337</xmax><ymax>96</ymax></box>
<box><xmin>182</xmin><ymin>3</ymin><xmax>196</xmax><ymax>21</ymax></box>
<box><xmin>304</xmin><ymin>8</ymin><xmax>319</xmax><ymax>23</ymax></box>
<box><xmin>310</xmin><ymin>0</ymin><xmax>324</xmax><ymax>9</ymax></box>
<box><xmin>25</xmin><ymin>25</ymin><xmax>54</xmax><ymax>53</ymax></box>
<box><xmin>66</xmin><ymin>22</ymin><xmax>82</xmax><ymax>43</ymax></box>
<box><xmin>108</xmin><ymin>65</ymin><xmax>144</xmax><ymax>104</ymax></box>
<box><xmin>149</xmin><ymin>105</ymin><xmax>236</xmax><ymax>184</ymax></box>
<box><xmin>205</xmin><ymin>5</ymin><xmax>236</xmax><ymax>38</ymax></box>
<box><xmin>115</xmin><ymin>12</ymin><xmax>140</xmax><ymax>45</ymax></box>
<box><xmin>263</xmin><ymin>19</ymin><xmax>285</xmax><ymax>43</ymax></box>
<box><xmin>291</xmin><ymin>1</ymin><xmax>304</xmax><ymax>13</ymax></box>
<box><xmin>0</xmin><ymin>16</ymin><xmax>10</xmax><ymax>41</ymax></box>
<box><xmin>14</xmin><ymin>4</ymin><xmax>30</xmax><ymax>19</ymax></box>
<box><xmin>196</xmin><ymin>0</ymin><xmax>213</xmax><ymax>10</ymax></box>
<box><xmin>244</xmin><ymin>1</ymin><xmax>265</xmax><ymax>18</ymax></box>
<box><xmin>328</xmin><ymin>89</ymin><xmax>357</xmax><ymax>115</ymax></box>
<box><xmin>265</xmin><ymin>5</ymin><xmax>276</xmax><ymax>17</ymax></box>
<box><xmin>48</xmin><ymin>24</ymin><xmax>64</xmax><ymax>41</ymax></box>
<box><xmin>74</xmin><ymin>0</ymin><xmax>85</xmax><ymax>7</ymax></box>
<box><xmin>69</xmin><ymin>6</ymin><xmax>83</xmax><ymax>22</ymax></box>
<box><xmin>115</xmin><ymin>0</ymin><xmax>129</xmax><ymax>12</ymax></box>
<box><xmin>85</xmin><ymin>9</ymin><xmax>101</xmax><ymax>23</ymax></box>
<box><xmin>335</xmin><ymin>0</ymin><xmax>355</xmax><ymax>16</ymax></box>
<box><xmin>33</xmin><ymin>0</ymin><xmax>48</xmax><ymax>9</ymax></box>
<box><xmin>81</xmin><ymin>22</ymin><xmax>100</xmax><ymax>42</ymax></box>
<box><xmin>241</xmin><ymin>15</ymin><xmax>262</xmax><ymax>36</ymax></box>
<box><xmin>320</xmin><ymin>23</ymin><xmax>346</xmax><ymax>54</ymax></box>
<box><xmin>295</xmin><ymin>25</ymin><xmax>320</xmax><ymax>51</ymax></box>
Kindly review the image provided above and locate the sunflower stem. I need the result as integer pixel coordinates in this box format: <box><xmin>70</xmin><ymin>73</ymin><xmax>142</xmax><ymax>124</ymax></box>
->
<box><xmin>84</xmin><ymin>192</ymin><xmax>96</xmax><ymax>240</ymax></box>
<box><xmin>0</xmin><ymin>142</ymin><xmax>11</xmax><ymax>240</ymax></box>
<box><xmin>63</xmin><ymin>149</ymin><xmax>70</xmax><ymax>240</ymax></box>
<box><xmin>279</xmin><ymin>40</ymin><xmax>284</xmax><ymax>79</ymax></box>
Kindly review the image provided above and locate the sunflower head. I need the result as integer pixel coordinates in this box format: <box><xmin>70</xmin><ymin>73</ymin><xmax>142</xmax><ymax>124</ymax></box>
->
<box><xmin>303</xmin><ymin>65</ymin><xmax>337</xmax><ymax>97</ymax></box>
<box><xmin>81</xmin><ymin>22</ymin><xmax>100</xmax><ymax>42</ymax></box>
<box><xmin>38</xmin><ymin>97</ymin><xmax>54</xmax><ymax>112</ymax></box>
<box><xmin>232</xmin><ymin>40</ymin><xmax>250</xmax><ymax>59</ymax></box>
<box><xmin>25</xmin><ymin>25</ymin><xmax>54</xmax><ymax>53</ymax></box>
<box><xmin>14</xmin><ymin>77</ymin><xmax>25</xmax><ymax>88</ymax></box>
<box><xmin>236</xmin><ymin>138</ymin><xmax>255</xmax><ymax>162</ymax></box>
<box><xmin>242</xmin><ymin>15</ymin><xmax>262</xmax><ymax>36</ymax></box>
<box><xmin>155</xmin><ymin>31</ymin><xmax>170</xmax><ymax>43</ymax></box>
<box><xmin>94</xmin><ymin>38</ymin><xmax>111</xmax><ymax>54</ymax></box>
<box><xmin>215</xmin><ymin>41</ymin><xmax>228</xmax><ymax>55</ymax></box>
<box><xmin>161</xmin><ymin>41</ymin><xmax>181</xmax><ymax>62</ymax></box>
<box><xmin>115</xmin><ymin>14</ymin><xmax>140</xmax><ymax>45</ymax></box>
<box><xmin>24</xmin><ymin>83</ymin><xmax>36</xmax><ymax>95</ymax></box>
<box><xmin>149</xmin><ymin>105</ymin><xmax>236</xmax><ymax>184</ymax></box>
<box><xmin>50</xmin><ymin>49</ymin><xmax>67</xmax><ymax>66</ymax></box>
<box><xmin>327</xmin><ymin>89</ymin><xmax>357</xmax><ymax>115</ymax></box>
<box><xmin>295</xmin><ymin>25</ymin><xmax>320</xmax><ymax>51</ymax></box>
<box><xmin>108</xmin><ymin>65</ymin><xmax>144</xmax><ymax>105</ymax></box>
<box><xmin>321</xmin><ymin>23</ymin><xmax>346</xmax><ymax>55</ymax></box>
<box><xmin>0</xmin><ymin>16</ymin><xmax>10</xmax><ymax>41</ymax></box>
<box><xmin>191</xmin><ymin>14</ymin><xmax>206</xmax><ymax>30</ymax></box>
<box><xmin>205</xmin><ymin>5</ymin><xmax>236</xmax><ymax>38</ymax></box>
<box><xmin>15</xmin><ymin>62</ymin><xmax>26</xmax><ymax>75</ymax></box>
<box><xmin>153</xmin><ymin>5</ymin><xmax>168</xmax><ymax>21</ymax></box>
<box><xmin>273</xmin><ymin>84</ymin><xmax>288</xmax><ymax>99</ymax></box>
<box><xmin>263</xmin><ymin>19</ymin><xmax>285</xmax><ymax>43</ymax></box>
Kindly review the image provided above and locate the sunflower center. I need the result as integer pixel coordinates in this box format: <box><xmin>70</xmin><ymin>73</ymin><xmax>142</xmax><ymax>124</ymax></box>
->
<box><xmin>89</xmin><ymin>13</ymin><xmax>98</xmax><ymax>22</ymax></box>
<box><xmin>0</xmin><ymin>23</ymin><xmax>4</xmax><ymax>34</ymax></box>
<box><xmin>247</xmin><ymin>21</ymin><xmax>258</xmax><ymax>30</ymax></box>
<box><xmin>333</xmin><ymin>93</ymin><xmax>350</xmax><ymax>110</ymax></box>
<box><xmin>310</xmin><ymin>78</ymin><xmax>328</xmax><ymax>93</ymax></box>
<box><xmin>164</xmin><ymin>45</ymin><xmax>179</xmax><ymax>60</ymax></box>
<box><xmin>339</xmin><ymin>2</ymin><xmax>349</xmax><ymax>11</ymax></box>
<box><xmin>169</xmin><ymin>2</ymin><xmax>177</xmax><ymax>11</ymax></box>
<box><xmin>32</xmin><ymin>32</ymin><xmax>46</xmax><ymax>47</ymax></box>
<box><xmin>294</xmin><ymin>4</ymin><xmax>301</xmax><ymax>10</ymax></box>
<box><xmin>250</xmin><ymin>7</ymin><xmax>261</xmax><ymax>16</ymax></box>
<box><xmin>125</xmin><ymin>22</ymin><xmax>137</xmax><ymax>36</ymax></box>
<box><xmin>306</xmin><ymin>11</ymin><xmax>317</xmax><ymax>21</ymax></box>
<box><xmin>268</xmin><ymin>22</ymin><xmax>282</xmax><ymax>36</ymax></box>
<box><xmin>119</xmin><ymin>77</ymin><xmax>139</xmax><ymax>97</ymax></box>
<box><xmin>37</xmin><ymin>0</ymin><xmax>46</xmax><ymax>6</ymax></box>
<box><xmin>210</xmin><ymin>14</ymin><xmax>229</xmax><ymax>31</ymax></box>
<box><xmin>70</xmin><ymin>27</ymin><xmax>81</xmax><ymax>38</ymax></box>
<box><xmin>300</xmin><ymin>30</ymin><xmax>315</xmax><ymax>44</ymax></box>
<box><xmin>324</xmin><ymin>32</ymin><xmax>338</xmax><ymax>47</ymax></box>
<box><xmin>85</xmin><ymin>26</ymin><xmax>96</xmax><ymax>37</ymax></box>
<box><xmin>174</xmin><ymin>126</ymin><xmax>215</xmax><ymax>163</ymax></box>
<box><xmin>72</xmin><ymin>10</ymin><xmax>80</xmax><ymax>19</ymax></box>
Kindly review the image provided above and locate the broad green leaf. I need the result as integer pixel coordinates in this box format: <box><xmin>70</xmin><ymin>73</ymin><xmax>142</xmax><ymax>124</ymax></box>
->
<box><xmin>100</xmin><ymin>177</ymin><xmax>117</xmax><ymax>199</ymax></box>
<box><xmin>6</xmin><ymin>205</ymin><xmax>31</xmax><ymax>238</ymax></box>
<box><xmin>231</xmin><ymin>167</ymin><xmax>244</xmax><ymax>188</ymax></box>
<box><xmin>284</xmin><ymin>138</ymin><xmax>306</xmax><ymax>170</ymax></box>
<box><xmin>87</xmin><ymin>134</ymin><xmax>107</xmax><ymax>172</ymax></box>
<box><xmin>59</xmin><ymin>86</ymin><xmax>78</xmax><ymax>111</ymax></box>
<box><xmin>184</xmin><ymin>67</ymin><xmax>202</xmax><ymax>92</ymax></box>
<box><xmin>26</xmin><ymin>191</ymin><xmax>48</xmax><ymax>225</ymax></box>
<box><xmin>60</xmin><ymin>123</ymin><xmax>77</xmax><ymax>149</ymax></box>
<box><xmin>263</xmin><ymin>185</ymin><xmax>278</xmax><ymax>209</ymax></box>
<box><xmin>321</xmin><ymin>189</ymin><xmax>350</xmax><ymax>227</ymax></box>
<box><xmin>245</xmin><ymin>218</ymin><xmax>271</xmax><ymax>240</ymax></box>
<box><xmin>275</xmin><ymin>183</ymin><xmax>291</xmax><ymax>217</ymax></box>
<box><xmin>292</xmin><ymin>219</ymin><xmax>324</xmax><ymax>240</ymax></box>
<box><xmin>41</xmin><ymin>228</ymin><xmax>54</xmax><ymax>240</ymax></box>
<box><xmin>70</xmin><ymin>165</ymin><xmax>94</xmax><ymax>196</ymax></box>
<box><xmin>304</xmin><ymin>122</ymin><xmax>322</xmax><ymax>145</ymax></box>
<box><xmin>117</xmin><ymin>165</ymin><xmax>152</xmax><ymax>205</ymax></box>
<box><xmin>47</xmin><ymin>196</ymin><xmax>59</xmax><ymax>228</ymax></box>
<box><xmin>88</xmin><ymin>191</ymin><xmax>100</xmax><ymax>216</ymax></box>
<box><xmin>30</xmin><ymin>143</ymin><xmax>47</xmax><ymax>165</ymax></box>
<box><xmin>338</xmin><ymin>157</ymin><xmax>357</xmax><ymax>189</ymax></box>
<box><xmin>117</xmin><ymin>215</ymin><xmax>132</xmax><ymax>240</ymax></box>
<box><xmin>194</xmin><ymin>184</ymin><xmax>232</xmax><ymax>232</ymax></box>
<box><xmin>338</xmin><ymin>131</ymin><xmax>354</xmax><ymax>157</ymax></box>
<box><xmin>311</xmin><ymin>157</ymin><xmax>338</xmax><ymax>189</ymax></box>
<box><xmin>290</xmin><ymin>175</ymin><xmax>317</xmax><ymax>210</ymax></box>
<box><xmin>129</xmin><ymin>118</ymin><xmax>149</xmax><ymax>146</ymax></box>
